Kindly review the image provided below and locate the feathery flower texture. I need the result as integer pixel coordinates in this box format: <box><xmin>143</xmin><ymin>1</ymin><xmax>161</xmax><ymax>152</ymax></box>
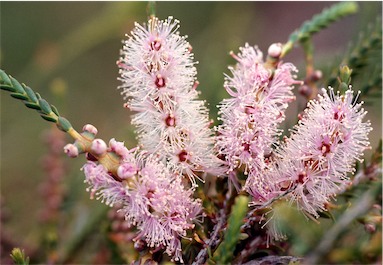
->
<box><xmin>82</xmin><ymin>139</ymin><xmax>201</xmax><ymax>262</ymax></box>
<box><xmin>216</xmin><ymin>43</ymin><xmax>300</xmax><ymax>174</ymax></box>
<box><xmin>215</xmin><ymin>42</ymin><xmax>372</xmax><ymax>239</ymax></box>
<box><xmin>118</xmin><ymin>16</ymin><xmax>222</xmax><ymax>185</ymax></box>
<box><xmin>246</xmin><ymin>87</ymin><xmax>372</xmax><ymax>219</ymax></box>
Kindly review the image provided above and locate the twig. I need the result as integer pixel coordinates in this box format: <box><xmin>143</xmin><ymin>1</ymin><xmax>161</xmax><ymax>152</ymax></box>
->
<box><xmin>192</xmin><ymin>189</ymin><xmax>233</xmax><ymax>265</ymax></box>
<box><xmin>241</xmin><ymin>255</ymin><xmax>303</xmax><ymax>265</ymax></box>
<box><xmin>241</xmin><ymin>187</ymin><xmax>295</xmax><ymax>231</ymax></box>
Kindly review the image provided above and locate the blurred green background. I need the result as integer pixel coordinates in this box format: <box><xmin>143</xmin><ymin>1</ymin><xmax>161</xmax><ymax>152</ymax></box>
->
<box><xmin>1</xmin><ymin>1</ymin><xmax>381</xmax><ymax>263</ymax></box>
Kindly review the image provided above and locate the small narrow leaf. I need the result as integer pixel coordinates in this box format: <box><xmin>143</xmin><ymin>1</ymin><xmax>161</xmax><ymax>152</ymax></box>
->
<box><xmin>39</xmin><ymin>98</ymin><xmax>53</xmax><ymax>114</ymax></box>
<box><xmin>1</xmin><ymin>85</ymin><xmax>16</xmax><ymax>92</ymax></box>
<box><xmin>40</xmin><ymin>114</ymin><xmax>58</xmax><ymax>123</ymax></box>
<box><xmin>10</xmin><ymin>93</ymin><xmax>29</xmax><ymax>100</ymax></box>
<box><xmin>51</xmin><ymin>104</ymin><xmax>60</xmax><ymax>116</ymax></box>
<box><xmin>23</xmin><ymin>85</ymin><xmax>38</xmax><ymax>103</ymax></box>
<box><xmin>57</xmin><ymin>116</ymin><xmax>72</xmax><ymax>132</ymax></box>
<box><xmin>35</xmin><ymin>92</ymin><xmax>42</xmax><ymax>100</ymax></box>
<box><xmin>0</xmin><ymin>70</ymin><xmax>12</xmax><ymax>85</ymax></box>
<box><xmin>10</xmin><ymin>76</ymin><xmax>26</xmax><ymax>94</ymax></box>
<box><xmin>24</xmin><ymin>102</ymin><xmax>41</xmax><ymax>110</ymax></box>
<box><xmin>212</xmin><ymin>195</ymin><xmax>249</xmax><ymax>264</ymax></box>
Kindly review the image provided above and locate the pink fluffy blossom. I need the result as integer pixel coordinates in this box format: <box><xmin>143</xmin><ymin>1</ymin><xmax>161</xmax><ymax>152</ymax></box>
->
<box><xmin>246</xmin><ymin>87</ymin><xmax>372</xmax><ymax>218</ymax></box>
<box><xmin>216</xmin><ymin>43</ymin><xmax>300</xmax><ymax>174</ymax></box>
<box><xmin>118</xmin><ymin>17</ymin><xmax>223</xmax><ymax>185</ymax></box>
<box><xmin>82</xmin><ymin>140</ymin><xmax>201</xmax><ymax>262</ymax></box>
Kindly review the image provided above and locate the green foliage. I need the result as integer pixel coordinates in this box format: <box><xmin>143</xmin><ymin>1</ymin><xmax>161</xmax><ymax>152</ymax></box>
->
<box><xmin>10</xmin><ymin>248</ymin><xmax>29</xmax><ymax>265</ymax></box>
<box><xmin>211</xmin><ymin>195</ymin><xmax>249</xmax><ymax>264</ymax></box>
<box><xmin>327</xmin><ymin>17</ymin><xmax>382</xmax><ymax>92</ymax></box>
<box><xmin>0</xmin><ymin>70</ymin><xmax>73</xmax><ymax>132</ymax></box>
<box><xmin>282</xmin><ymin>2</ymin><xmax>358</xmax><ymax>57</ymax></box>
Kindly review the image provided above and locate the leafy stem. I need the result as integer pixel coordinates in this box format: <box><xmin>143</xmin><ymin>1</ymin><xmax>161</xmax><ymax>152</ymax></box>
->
<box><xmin>281</xmin><ymin>2</ymin><xmax>358</xmax><ymax>58</ymax></box>
<box><xmin>0</xmin><ymin>69</ymin><xmax>75</xmax><ymax>135</ymax></box>
<box><xmin>210</xmin><ymin>195</ymin><xmax>249</xmax><ymax>265</ymax></box>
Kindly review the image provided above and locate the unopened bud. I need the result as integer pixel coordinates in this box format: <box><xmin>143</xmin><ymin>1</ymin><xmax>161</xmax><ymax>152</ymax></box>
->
<box><xmin>365</xmin><ymin>223</ymin><xmax>376</xmax><ymax>233</ymax></box>
<box><xmin>268</xmin><ymin>43</ymin><xmax>282</xmax><ymax>58</ymax></box>
<box><xmin>312</xmin><ymin>70</ymin><xmax>323</xmax><ymax>81</ymax></box>
<box><xmin>82</xmin><ymin>124</ymin><xmax>98</xmax><ymax>135</ymax></box>
<box><xmin>299</xmin><ymin>85</ymin><xmax>312</xmax><ymax>98</ymax></box>
<box><xmin>109</xmin><ymin>138</ymin><xmax>129</xmax><ymax>158</ymax></box>
<box><xmin>117</xmin><ymin>162</ymin><xmax>137</xmax><ymax>179</ymax></box>
<box><xmin>91</xmin><ymin>139</ymin><xmax>107</xmax><ymax>156</ymax></box>
<box><xmin>64</xmin><ymin>144</ymin><xmax>79</xmax><ymax>158</ymax></box>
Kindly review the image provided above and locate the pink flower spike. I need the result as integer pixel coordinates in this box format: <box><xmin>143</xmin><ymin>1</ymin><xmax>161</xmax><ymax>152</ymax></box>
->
<box><xmin>216</xmin><ymin>43</ymin><xmax>299</xmax><ymax>174</ymax></box>
<box><xmin>118</xmin><ymin>16</ymin><xmax>225</xmax><ymax>182</ymax></box>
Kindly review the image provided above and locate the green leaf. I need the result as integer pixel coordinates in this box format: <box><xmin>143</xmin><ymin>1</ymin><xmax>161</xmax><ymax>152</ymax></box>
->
<box><xmin>57</xmin><ymin>116</ymin><xmax>72</xmax><ymax>132</ymax></box>
<box><xmin>0</xmin><ymin>70</ymin><xmax>12</xmax><ymax>85</ymax></box>
<box><xmin>1</xmin><ymin>85</ymin><xmax>16</xmax><ymax>92</ymax></box>
<box><xmin>24</xmin><ymin>102</ymin><xmax>41</xmax><ymax>110</ymax></box>
<box><xmin>40</xmin><ymin>114</ymin><xmax>58</xmax><ymax>123</ymax></box>
<box><xmin>212</xmin><ymin>195</ymin><xmax>249</xmax><ymax>264</ymax></box>
<box><xmin>10</xmin><ymin>93</ymin><xmax>29</xmax><ymax>100</ymax></box>
<box><xmin>23</xmin><ymin>85</ymin><xmax>38</xmax><ymax>103</ymax></box>
<box><xmin>39</xmin><ymin>98</ymin><xmax>53</xmax><ymax>114</ymax></box>
<box><xmin>10</xmin><ymin>75</ymin><xmax>26</xmax><ymax>94</ymax></box>
<box><xmin>51</xmin><ymin>104</ymin><xmax>60</xmax><ymax>116</ymax></box>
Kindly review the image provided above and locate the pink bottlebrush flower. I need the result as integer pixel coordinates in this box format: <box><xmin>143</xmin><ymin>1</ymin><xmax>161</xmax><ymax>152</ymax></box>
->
<box><xmin>216</xmin><ymin>43</ymin><xmax>300</xmax><ymax>174</ymax></box>
<box><xmin>81</xmin><ymin>139</ymin><xmax>201</xmax><ymax>263</ymax></box>
<box><xmin>118</xmin><ymin>16</ymin><xmax>196</xmax><ymax>105</ymax></box>
<box><xmin>246</xmin><ymin>87</ymin><xmax>372</xmax><ymax>219</ymax></box>
<box><xmin>126</xmin><ymin>154</ymin><xmax>202</xmax><ymax>262</ymax></box>
<box><xmin>118</xmin><ymin>17</ymin><xmax>223</xmax><ymax>184</ymax></box>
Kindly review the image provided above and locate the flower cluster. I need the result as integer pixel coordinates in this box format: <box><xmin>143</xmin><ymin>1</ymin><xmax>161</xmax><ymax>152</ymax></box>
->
<box><xmin>65</xmin><ymin>14</ymin><xmax>372</xmax><ymax>262</ymax></box>
<box><xmin>82</xmin><ymin>140</ymin><xmax>201</xmax><ymax>262</ymax></box>
<box><xmin>216</xmin><ymin>43</ymin><xmax>301</xmax><ymax>175</ymax></box>
<box><xmin>118</xmin><ymin>16</ymin><xmax>222</xmax><ymax>185</ymax></box>
<box><xmin>245</xmin><ymin>87</ymin><xmax>372</xmax><ymax>218</ymax></box>
<box><xmin>63</xmin><ymin>123</ymin><xmax>201</xmax><ymax>262</ymax></box>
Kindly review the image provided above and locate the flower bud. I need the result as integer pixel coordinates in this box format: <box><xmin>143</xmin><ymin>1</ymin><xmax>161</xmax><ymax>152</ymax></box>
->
<box><xmin>299</xmin><ymin>85</ymin><xmax>312</xmax><ymax>98</ymax></box>
<box><xmin>365</xmin><ymin>223</ymin><xmax>376</xmax><ymax>233</ymax></box>
<box><xmin>90</xmin><ymin>139</ymin><xmax>107</xmax><ymax>156</ymax></box>
<box><xmin>64</xmin><ymin>143</ymin><xmax>79</xmax><ymax>158</ymax></box>
<box><xmin>109</xmin><ymin>138</ymin><xmax>129</xmax><ymax>158</ymax></box>
<box><xmin>268</xmin><ymin>43</ymin><xmax>282</xmax><ymax>58</ymax></box>
<box><xmin>82</xmin><ymin>124</ymin><xmax>98</xmax><ymax>136</ymax></box>
<box><xmin>312</xmin><ymin>70</ymin><xmax>323</xmax><ymax>81</ymax></box>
